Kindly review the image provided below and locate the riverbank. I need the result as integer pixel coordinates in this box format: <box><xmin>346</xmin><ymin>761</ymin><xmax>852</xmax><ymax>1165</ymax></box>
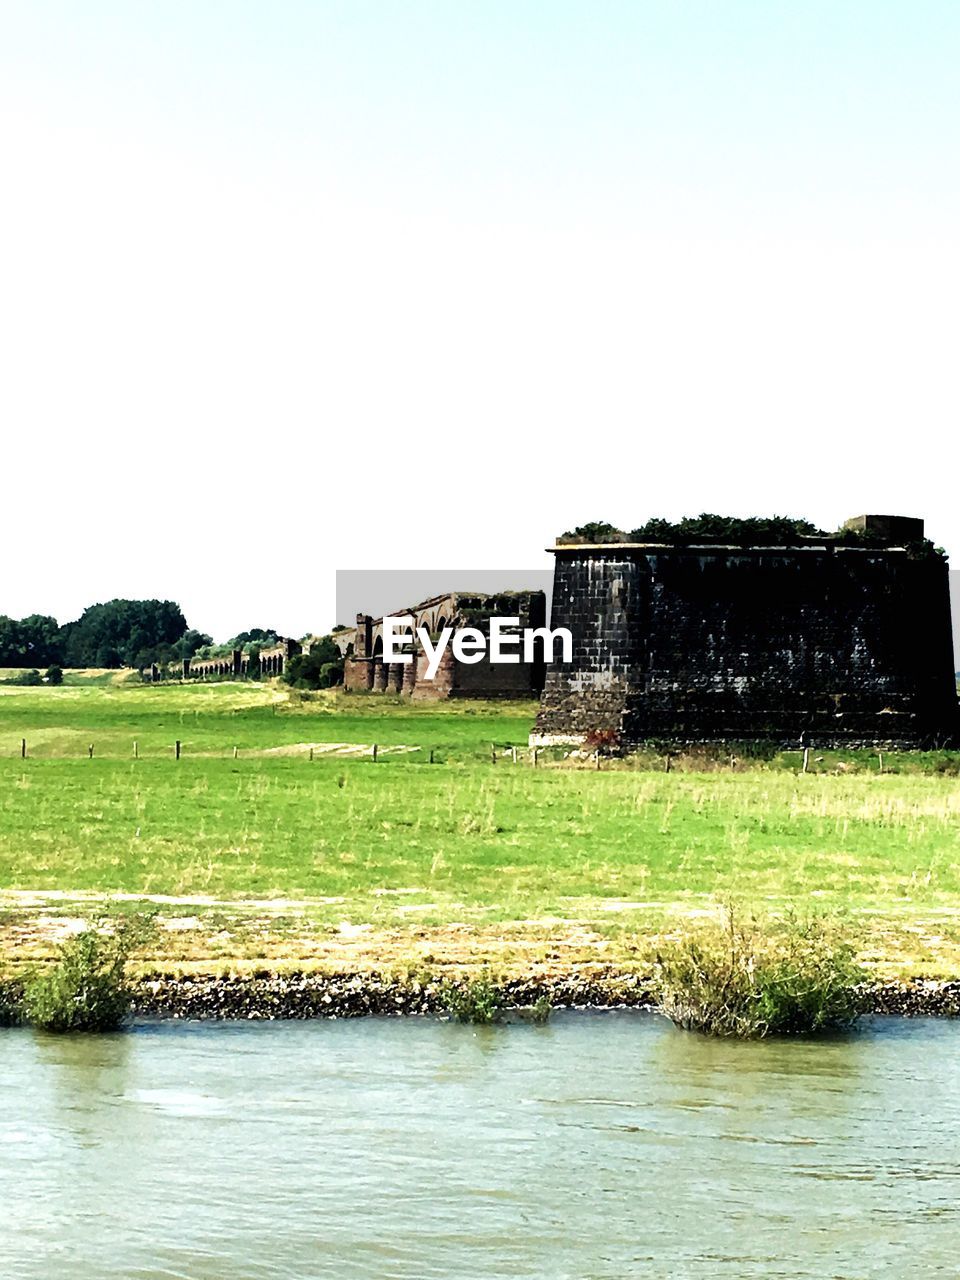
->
<box><xmin>6</xmin><ymin>684</ymin><xmax>960</xmax><ymax>985</ymax></box>
<box><xmin>119</xmin><ymin>969</ymin><xmax>960</xmax><ymax>1020</ymax></box>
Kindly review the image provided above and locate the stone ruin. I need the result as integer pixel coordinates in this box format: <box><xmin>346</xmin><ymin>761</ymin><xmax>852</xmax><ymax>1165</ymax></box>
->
<box><xmin>339</xmin><ymin>591</ymin><xmax>547</xmax><ymax>700</ymax></box>
<box><xmin>182</xmin><ymin>638</ymin><xmax>301</xmax><ymax>681</ymax></box>
<box><xmin>533</xmin><ymin>514</ymin><xmax>959</xmax><ymax>749</ymax></box>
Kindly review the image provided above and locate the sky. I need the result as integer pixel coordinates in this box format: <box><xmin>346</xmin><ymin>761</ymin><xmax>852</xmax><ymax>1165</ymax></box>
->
<box><xmin>2</xmin><ymin>2</ymin><xmax>959</xmax><ymax>641</ymax></box>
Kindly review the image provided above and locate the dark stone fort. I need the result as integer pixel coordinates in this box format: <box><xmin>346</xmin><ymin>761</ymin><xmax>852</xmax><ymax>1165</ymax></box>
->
<box><xmin>534</xmin><ymin>514</ymin><xmax>959</xmax><ymax>749</ymax></box>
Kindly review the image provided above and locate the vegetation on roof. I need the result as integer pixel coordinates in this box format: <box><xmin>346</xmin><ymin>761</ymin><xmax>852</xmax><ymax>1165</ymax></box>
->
<box><xmin>557</xmin><ymin>515</ymin><xmax>945</xmax><ymax>559</ymax></box>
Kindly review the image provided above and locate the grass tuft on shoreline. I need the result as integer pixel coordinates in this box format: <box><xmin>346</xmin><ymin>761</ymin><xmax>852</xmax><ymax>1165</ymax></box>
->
<box><xmin>652</xmin><ymin>906</ymin><xmax>867</xmax><ymax>1038</ymax></box>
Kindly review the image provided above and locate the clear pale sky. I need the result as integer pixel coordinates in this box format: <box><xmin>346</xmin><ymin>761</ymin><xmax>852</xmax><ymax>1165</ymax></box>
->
<box><xmin>2</xmin><ymin>2</ymin><xmax>958</xmax><ymax>640</ymax></box>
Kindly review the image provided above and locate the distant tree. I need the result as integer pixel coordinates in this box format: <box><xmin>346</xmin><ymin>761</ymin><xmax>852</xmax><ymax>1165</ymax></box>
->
<box><xmin>229</xmin><ymin>628</ymin><xmax>278</xmax><ymax>648</ymax></box>
<box><xmin>172</xmin><ymin>629</ymin><xmax>213</xmax><ymax>661</ymax></box>
<box><xmin>284</xmin><ymin>637</ymin><xmax>344</xmax><ymax>690</ymax></box>
<box><xmin>44</xmin><ymin>665</ymin><xmax>63</xmax><ymax>686</ymax></box>
<box><xmin>95</xmin><ymin>643</ymin><xmax>121</xmax><ymax>668</ymax></box>
<box><xmin>62</xmin><ymin>600</ymin><xmax>189</xmax><ymax>668</ymax></box>
<box><xmin>0</xmin><ymin>617</ymin><xmax>22</xmax><ymax>665</ymax></box>
<box><xmin>18</xmin><ymin>615</ymin><xmax>63</xmax><ymax>665</ymax></box>
<box><xmin>0</xmin><ymin>615</ymin><xmax>62</xmax><ymax>666</ymax></box>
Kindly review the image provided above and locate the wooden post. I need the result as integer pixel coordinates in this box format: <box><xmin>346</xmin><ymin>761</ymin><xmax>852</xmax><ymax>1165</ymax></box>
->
<box><xmin>133</xmin><ymin>741</ymin><xmax>138</xmax><ymax>759</ymax></box>
<box><xmin>533</xmin><ymin>748</ymin><xmax>539</xmax><ymax>768</ymax></box>
<box><xmin>491</xmin><ymin>743</ymin><xmax>497</xmax><ymax>764</ymax></box>
<box><xmin>175</xmin><ymin>740</ymin><xmax>181</xmax><ymax>760</ymax></box>
<box><xmin>878</xmin><ymin>751</ymin><xmax>884</xmax><ymax>774</ymax></box>
<box><xmin>234</xmin><ymin>746</ymin><xmax>239</xmax><ymax>759</ymax></box>
<box><xmin>308</xmin><ymin>747</ymin><xmax>313</xmax><ymax>762</ymax></box>
<box><xmin>802</xmin><ymin>747</ymin><xmax>810</xmax><ymax>774</ymax></box>
<box><xmin>665</xmin><ymin>753</ymin><xmax>671</xmax><ymax>774</ymax></box>
<box><xmin>596</xmin><ymin>749</ymin><xmax>601</xmax><ymax>770</ymax></box>
<box><xmin>88</xmin><ymin>744</ymin><xmax>94</xmax><ymax>759</ymax></box>
<box><xmin>21</xmin><ymin>738</ymin><xmax>26</xmax><ymax>760</ymax></box>
<box><xmin>429</xmin><ymin>748</ymin><xmax>434</xmax><ymax>764</ymax></box>
<box><xmin>512</xmin><ymin>746</ymin><xmax>518</xmax><ymax>764</ymax></box>
<box><xmin>372</xmin><ymin>743</ymin><xmax>378</xmax><ymax>763</ymax></box>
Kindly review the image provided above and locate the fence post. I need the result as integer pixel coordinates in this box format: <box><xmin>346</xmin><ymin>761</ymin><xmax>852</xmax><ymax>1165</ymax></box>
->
<box><xmin>133</xmin><ymin>741</ymin><xmax>138</xmax><ymax>759</ymax></box>
<box><xmin>491</xmin><ymin>743</ymin><xmax>497</xmax><ymax>764</ymax></box>
<box><xmin>175</xmin><ymin>740</ymin><xmax>181</xmax><ymax>760</ymax></box>
<box><xmin>21</xmin><ymin>738</ymin><xmax>26</xmax><ymax>760</ymax></box>
<box><xmin>429</xmin><ymin>748</ymin><xmax>434</xmax><ymax>765</ymax></box>
<box><xmin>372</xmin><ymin>743</ymin><xmax>378</xmax><ymax>763</ymax></box>
<box><xmin>88</xmin><ymin>744</ymin><xmax>94</xmax><ymax>759</ymax></box>
<box><xmin>533</xmin><ymin>747</ymin><xmax>539</xmax><ymax>768</ymax></box>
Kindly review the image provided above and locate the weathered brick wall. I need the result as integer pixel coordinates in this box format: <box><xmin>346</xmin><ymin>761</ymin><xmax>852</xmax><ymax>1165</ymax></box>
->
<box><xmin>535</xmin><ymin>545</ymin><xmax>958</xmax><ymax>747</ymax></box>
<box><xmin>344</xmin><ymin>657</ymin><xmax>373</xmax><ymax>691</ymax></box>
<box><xmin>411</xmin><ymin>647</ymin><xmax>456</xmax><ymax>700</ymax></box>
<box><xmin>346</xmin><ymin>590</ymin><xmax>547</xmax><ymax>701</ymax></box>
<box><xmin>452</xmin><ymin>653</ymin><xmax>544</xmax><ymax>698</ymax></box>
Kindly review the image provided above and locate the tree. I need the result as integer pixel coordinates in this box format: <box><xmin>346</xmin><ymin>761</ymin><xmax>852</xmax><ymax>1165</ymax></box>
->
<box><xmin>0</xmin><ymin>615</ymin><xmax>62</xmax><ymax>666</ymax></box>
<box><xmin>284</xmin><ymin>637</ymin><xmax>345</xmax><ymax>690</ymax></box>
<box><xmin>18</xmin><ymin>615</ymin><xmax>62</xmax><ymax>665</ymax></box>
<box><xmin>95</xmin><ymin>643</ymin><xmax>121</xmax><ymax>668</ymax></box>
<box><xmin>229</xmin><ymin>628</ymin><xmax>277</xmax><ymax>648</ymax></box>
<box><xmin>62</xmin><ymin>600</ymin><xmax>189</xmax><ymax>668</ymax></box>
<box><xmin>44</xmin><ymin>665</ymin><xmax>63</xmax><ymax>686</ymax></box>
<box><xmin>172</xmin><ymin>629</ymin><xmax>213</xmax><ymax>661</ymax></box>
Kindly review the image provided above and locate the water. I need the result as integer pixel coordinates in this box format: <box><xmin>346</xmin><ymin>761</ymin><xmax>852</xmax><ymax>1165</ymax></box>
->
<box><xmin>2</xmin><ymin>1012</ymin><xmax>959</xmax><ymax>1279</ymax></box>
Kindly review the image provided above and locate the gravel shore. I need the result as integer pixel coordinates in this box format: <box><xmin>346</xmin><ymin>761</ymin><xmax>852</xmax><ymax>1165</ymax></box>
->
<box><xmin>128</xmin><ymin>971</ymin><xmax>960</xmax><ymax>1021</ymax></box>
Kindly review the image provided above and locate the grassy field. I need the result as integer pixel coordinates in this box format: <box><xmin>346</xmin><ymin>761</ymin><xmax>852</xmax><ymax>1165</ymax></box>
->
<box><xmin>2</xmin><ymin>680</ymin><xmax>960</xmax><ymax>978</ymax></box>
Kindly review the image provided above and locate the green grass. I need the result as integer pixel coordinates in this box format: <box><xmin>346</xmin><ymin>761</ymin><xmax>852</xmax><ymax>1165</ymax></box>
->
<box><xmin>0</xmin><ymin>681</ymin><xmax>533</xmax><ymax>759</ymax></box>
<box><xmin>2</xmin><ymin>681</ymin><xmax>960</xmax><ymax>977</ymax></box>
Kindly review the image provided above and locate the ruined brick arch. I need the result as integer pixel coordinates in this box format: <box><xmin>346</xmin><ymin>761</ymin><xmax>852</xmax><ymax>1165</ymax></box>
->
<box><xmin>341</xmin><ymin>590</ymin><xmax>547</xmax><ymax>700</ymax></box>
<box><xmin>181</xmin><ymin>638</ymin><xmax>301</xmax><ymax>684</ymax></box>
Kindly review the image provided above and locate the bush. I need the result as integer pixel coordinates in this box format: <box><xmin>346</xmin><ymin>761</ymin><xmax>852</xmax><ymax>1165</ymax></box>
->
<box><xmin>441</xmin><ymin>972</ymin><xmax>503</xmax><ymax>1024</ymax></box>
<box><xmin>284</xmin><ymin>638</ymin><xmax>345</xmax><ymax>690</ymax></box>
<box><xmin>24</xmin><ymin>916</ymin><xmax>154</xmax><ymax>1033</ymax></box>
<box><xmin>0</xmin><ymin>975</ymin><xmax>23</xmax><ymax>1026</ymax></box>
<box><xmin>8</xmin><ymin>668</ymin><xmax>43</xmax><ymax>686</ymax></box>
<box><xmin>527</xmin><ymin>994</ymin><xmax>552</xmax><ymax>1024</ymax></box>
<box><xmin>652</xmin><ymin>906</ymin><xmax>866</xmax><ymax>1038</ymax></box>
<box><xmin>44</xmin><ymin>664</ymin><xmax>63</xmax><ymax>686</ymax></box>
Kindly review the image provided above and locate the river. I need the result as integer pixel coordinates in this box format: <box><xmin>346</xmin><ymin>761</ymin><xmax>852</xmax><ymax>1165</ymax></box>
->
<box><xmin>2</xmin><ymin>1012</ymin><xmax>958</xmax><ymax>1278</ymax></box>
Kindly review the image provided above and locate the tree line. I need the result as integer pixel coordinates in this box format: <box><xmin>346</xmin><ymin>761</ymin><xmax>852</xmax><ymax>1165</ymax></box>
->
<box><xmin>0</xmin><ymin>599</ymin><xmax>347</xmax><ymax>689</ymax></box>
<box><xmin>0</xmin><ymin>600</ymin><xmax>210</xmax><ymax>670</ymax></box>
